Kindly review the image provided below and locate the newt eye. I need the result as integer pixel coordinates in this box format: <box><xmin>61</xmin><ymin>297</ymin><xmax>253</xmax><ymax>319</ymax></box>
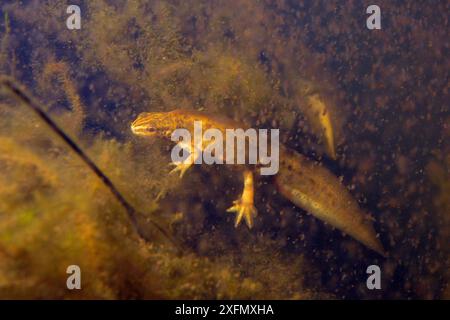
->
<box><xmin>147</xmin><ymin>127</ymin><xmax>156</xmax><ymax>132</ymax></box>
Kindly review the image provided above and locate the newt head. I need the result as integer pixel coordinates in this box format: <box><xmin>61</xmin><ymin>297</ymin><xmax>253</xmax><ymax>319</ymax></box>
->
<box><xmin>131</xmin><ymin>112</ymin><xmax>174</xmax><ymax>138</ymax></box>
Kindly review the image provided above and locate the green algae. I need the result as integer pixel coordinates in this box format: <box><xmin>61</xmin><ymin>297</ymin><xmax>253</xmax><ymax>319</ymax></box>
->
<box><xmin>0</xmin><ymin>0</ymin><xmax>447</xmax><ymax>299</ymax></box>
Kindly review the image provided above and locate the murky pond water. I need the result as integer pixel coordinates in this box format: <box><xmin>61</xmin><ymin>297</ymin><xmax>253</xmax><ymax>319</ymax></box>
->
<box><xmin>0</xmin><ymin>1</ymin><xmax>448</xmax><ymax>299</ymax></box>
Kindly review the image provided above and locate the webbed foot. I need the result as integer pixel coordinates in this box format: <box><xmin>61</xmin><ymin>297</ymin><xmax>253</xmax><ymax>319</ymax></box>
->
<box><xmin>227</xmin><ymin>198</ymin><xmax>257</xmax><ymax>229</ymax></box>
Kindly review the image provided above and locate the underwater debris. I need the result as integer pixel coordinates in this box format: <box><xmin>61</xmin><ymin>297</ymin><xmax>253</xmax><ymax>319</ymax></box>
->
<box><xmin>295</xmin><ymin>80</ymin><xmax>338</xmax><ymax>160</ymax></box>
<box><xmin>305</xmin><ymin>94</ymin><xmax>336</xmax><ymax>159</ymax></box>
<box><xmin>0</xmin><ymin>11</ymin><xmax>15</xmax><ymax>77</ymax></box>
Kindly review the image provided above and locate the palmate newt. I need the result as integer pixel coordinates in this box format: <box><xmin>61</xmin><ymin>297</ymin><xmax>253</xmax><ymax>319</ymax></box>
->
<box><xmin>131</xmin><ymin>109</ymin><xmax>386</xmax><ymax>256</ymax></box>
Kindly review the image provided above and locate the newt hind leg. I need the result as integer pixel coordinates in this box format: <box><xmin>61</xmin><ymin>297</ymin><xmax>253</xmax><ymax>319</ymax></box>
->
<box><xmin>227</xmin><ymin>170</ymin><xmax>257</xmax><ymax>228</ymax></box>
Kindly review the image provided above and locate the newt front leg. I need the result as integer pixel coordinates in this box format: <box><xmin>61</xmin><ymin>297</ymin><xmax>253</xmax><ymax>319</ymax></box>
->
<box><xmin>227</xmin><ymin>170</ymin><xmax>257</xmax><ymax>228</ymax></box>
<box><xmin>169</xmin><ymin>141</ymin><xmax>201</xmax><ymax>178</ymax></box>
